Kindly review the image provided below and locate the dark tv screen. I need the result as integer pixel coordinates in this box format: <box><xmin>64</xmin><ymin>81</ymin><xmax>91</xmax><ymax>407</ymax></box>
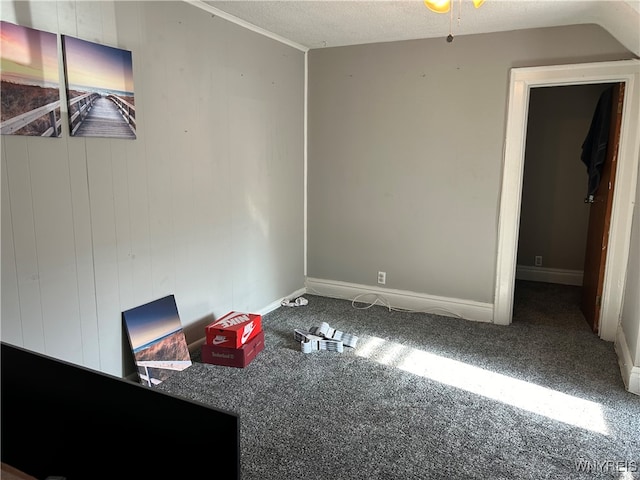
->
<box><xmin>1</xmin><ymin>342</ymin><xmax>240</xmax><ymax>479</ymax></box>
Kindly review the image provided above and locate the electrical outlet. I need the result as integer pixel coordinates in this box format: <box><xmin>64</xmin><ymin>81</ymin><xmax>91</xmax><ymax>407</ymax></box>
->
<box><xmin>534</xmin><ymin>256</ymin><xmax>543</xmax><ymax>267</ymax></box>
<box><xmin>377</xmin><ymin>271</ymin><xmax>386</xmax><ymax>285</ymax></box>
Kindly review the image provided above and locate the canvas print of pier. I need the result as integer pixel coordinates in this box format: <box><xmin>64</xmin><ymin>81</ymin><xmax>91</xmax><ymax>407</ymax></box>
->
<box><xmin>123</xmin><ymin>295</ymin><xmax>192</xmax><ymax>387</ymax></box>
<box><xmin>0</xmin><ymin>21</ymin><xmax>62</xmax><ymax>137</ymax></box>
<box><xmin>62</xmin><ymin>35</ymin><xmax>136</xmax><ymax>138</ymax></box>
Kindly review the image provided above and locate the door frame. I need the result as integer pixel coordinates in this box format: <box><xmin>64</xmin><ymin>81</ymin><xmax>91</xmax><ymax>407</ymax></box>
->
<box><xmin>494</xmin><ymin>60</ymin><xmax>640</xmax><ymax>341</ymax></box>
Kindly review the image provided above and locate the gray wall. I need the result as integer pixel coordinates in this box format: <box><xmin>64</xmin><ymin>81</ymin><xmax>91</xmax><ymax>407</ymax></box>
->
<box><xmin>517</xmin><ymin>84</ymin><xmax>613</xmax><ymax>271</ymax></box>
<box><xmin>1</xmin><ymin>1</ymin><xmax>305</xmax><ymax>376</ymax></box>
<box><xmin>307</xmin><ymin>24</ymin><xmax>633</xmax><ymax>304</ymax></box>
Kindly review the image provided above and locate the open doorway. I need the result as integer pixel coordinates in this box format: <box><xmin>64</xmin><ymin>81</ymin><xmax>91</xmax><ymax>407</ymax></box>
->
<box><xmin>493</xmin><ymin>60</ymin><xmax>640</xmax><ymax>342</ymax></box>
<box><xmin>514</xmin><ymin>83</ymin><xmax>616</xmax><ymax>332</ymax></box>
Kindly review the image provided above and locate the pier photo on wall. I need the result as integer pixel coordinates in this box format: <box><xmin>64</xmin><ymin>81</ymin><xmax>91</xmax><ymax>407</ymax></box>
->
<box><xmin>0</xmin><ymin>21</ymin><xmax>62</xmax><ymax>137</ymax></box>
<box><xmin>62</xmin><ymin>35</ymin><xmax>136</xmax><ymax>138</ymax></box>
<box><xmin>123</xmin><ymin>295</ymin><xmax>192</xmax><ymax>387</ymax></box>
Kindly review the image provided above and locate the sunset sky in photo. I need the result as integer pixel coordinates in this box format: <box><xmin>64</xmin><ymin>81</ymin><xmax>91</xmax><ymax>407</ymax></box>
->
<box><xmin>123</xmin><ymin>296</ymin><xmax>183</xmax><ymax>350</ymax></box>
<box><xmin>63</xmin><ymin>35</ymin><xmax>134</xmax><ymax>93</ymax></box>
<box><xmin>0</xmin><ymin>21</ymin><xmax>59</xmax><ymax>86</ymax></box>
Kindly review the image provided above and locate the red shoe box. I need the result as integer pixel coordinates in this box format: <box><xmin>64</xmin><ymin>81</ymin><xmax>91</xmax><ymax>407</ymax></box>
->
<box><xmin>201</xmin><ymin>330</ymin><xmax>265</xmax><ymax>368</ymax></box>
<box><xmin>205</xmin><ymin>311</ymin><xmax>262</xmax><ymax>348</ymax></box>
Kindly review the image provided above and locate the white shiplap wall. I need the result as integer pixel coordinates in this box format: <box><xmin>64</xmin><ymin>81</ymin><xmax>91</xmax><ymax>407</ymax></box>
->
<box><xmin>1</xmin><ymin>1</ymin><xmax>305</xmax><ymax>376</ymax></box>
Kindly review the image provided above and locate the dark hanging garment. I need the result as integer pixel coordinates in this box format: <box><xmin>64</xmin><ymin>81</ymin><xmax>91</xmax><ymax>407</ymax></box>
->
<box><xmin>581</xmin><ymin>86</ymin><xmax>613</xmax><ymax>203</ymax></box>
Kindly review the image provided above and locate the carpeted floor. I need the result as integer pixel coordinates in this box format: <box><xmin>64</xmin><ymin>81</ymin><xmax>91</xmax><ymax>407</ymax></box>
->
<box><xmin>157</xmin><ymin>280</ymin><xmax>640</xmax><ymax>479</ymax></box>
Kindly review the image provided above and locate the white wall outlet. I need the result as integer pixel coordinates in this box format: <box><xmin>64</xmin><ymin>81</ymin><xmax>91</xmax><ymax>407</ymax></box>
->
<box><xmin>377</xmin><ymin>271</ymin><xmax>386</xmax><ymax>285</ymax></box>
<box><xmin>534</xmin><ymin>256</ymin><xmax>543</xmax><ymax>267</ymax></box>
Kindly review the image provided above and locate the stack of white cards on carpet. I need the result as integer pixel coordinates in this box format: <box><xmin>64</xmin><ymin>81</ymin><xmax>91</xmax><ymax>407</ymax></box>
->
<box><xmin>294</xmin><ymin>322</ymin><xmax>358</xmax><ymax>354</ymax></box>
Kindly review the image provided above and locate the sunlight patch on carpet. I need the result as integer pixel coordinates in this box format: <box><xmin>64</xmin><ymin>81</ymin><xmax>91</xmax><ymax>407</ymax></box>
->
<box><xmin>355</xmin><ymin>336</ymin><xmax>609</xmax><ymax>435</ymax></box>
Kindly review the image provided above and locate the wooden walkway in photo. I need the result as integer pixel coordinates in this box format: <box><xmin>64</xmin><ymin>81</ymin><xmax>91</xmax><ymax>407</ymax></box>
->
<box><xmin>73</xmin><ymin>96</ymin><xmax>136</xmax><ymax>139</ymax></box>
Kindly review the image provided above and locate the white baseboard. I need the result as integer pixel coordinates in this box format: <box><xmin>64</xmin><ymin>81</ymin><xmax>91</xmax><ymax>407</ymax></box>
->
<box><xmin>262</xmin><ymin>287</ymin><xmax>306</xmax><ymax>316</ymax></box>
<box><xmin>614</xmin><ymin>326</ymin><xmax>640</xmax><ymax>396</ymax></box>
<box><xmin>305</xmin><ymin>277</ymin><xmax>494</xmax><ymax>323</ymax></box>
<box><xmin>186</xmin><ymin>287</ymin><xmax>307</xmax><ymax>354</ymax></box>
<box><xmin>516</xmin><ymin>265</ymin><xmax>583</xmax><ymax>286</ymax></box>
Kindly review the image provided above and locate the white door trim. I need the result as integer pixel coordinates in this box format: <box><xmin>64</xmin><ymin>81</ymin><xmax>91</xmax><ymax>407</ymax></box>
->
<box><xmin>494</xmin><ymin>60</ymin><xmax>640</xmax><ymax>341</ymax></box>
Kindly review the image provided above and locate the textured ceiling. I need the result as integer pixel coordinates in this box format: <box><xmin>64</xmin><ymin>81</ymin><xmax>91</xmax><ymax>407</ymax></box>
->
<box><xmin>191</xmin><ymin>0</ymin><xmax>640</xmax><ymax>54</ymax></box>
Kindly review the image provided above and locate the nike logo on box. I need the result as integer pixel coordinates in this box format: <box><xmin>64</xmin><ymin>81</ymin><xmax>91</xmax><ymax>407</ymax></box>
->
<box><xmin>241</xmin><ymin>322</ymin><xmax>255</xmax><ymax>343</ymax></box>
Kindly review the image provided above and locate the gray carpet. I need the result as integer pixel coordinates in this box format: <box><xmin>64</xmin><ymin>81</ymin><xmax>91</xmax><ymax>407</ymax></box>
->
<box><xmin>157</xmin><ymin>280</ymin><xmax>640</xmax><ymax>479</ymax></box>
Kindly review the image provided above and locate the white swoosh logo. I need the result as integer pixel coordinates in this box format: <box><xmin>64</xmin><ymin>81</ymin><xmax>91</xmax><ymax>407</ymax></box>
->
<box><xmin>211</xmin><ymin>335</ymin><xmax>227</xmax><ymax>345</ymax></box>
<box><xmin>241</xmin><ymin>322</ymin><xmax>255</xmax><ymax>343</ymax></box>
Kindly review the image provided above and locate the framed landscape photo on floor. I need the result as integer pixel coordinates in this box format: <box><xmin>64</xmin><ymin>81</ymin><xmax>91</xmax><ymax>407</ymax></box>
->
<box><xmin>122</xmin><ymin>295</ymin><xmax>192</xmax><ymax>387</ymax></box>
<box><xmin>61</xmin><ymin>35</ymin><xmax>136</xmax><ymax>138</ymax></box>
<box><xmin>0</xmin><ymin>21</ymin><xmax>62</xmax><ymax>137</ymax></box>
